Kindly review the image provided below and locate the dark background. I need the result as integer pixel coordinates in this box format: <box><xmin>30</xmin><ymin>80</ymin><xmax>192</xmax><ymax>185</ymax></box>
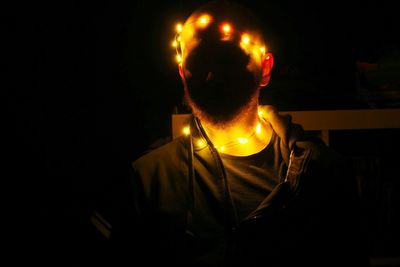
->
<box><xmin>6</xmin><ymin>0</ymin><xmax>399</xmax><ymax>265</ymax></box>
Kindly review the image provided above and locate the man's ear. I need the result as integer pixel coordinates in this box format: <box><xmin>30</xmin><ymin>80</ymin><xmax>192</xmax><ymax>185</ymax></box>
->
<box><xmin>178</xmin><ymin>63</ymin><xmax>184</xmax><ymax>80</ymax></box>
<box><xmin>259</xmin><ymin>52</ymin><xmax>274</xmax><ymax>87</ymax></box>
<box><xmin>179</xmin><ymin>63</ymin><xmax>192</xmax><ymax>81</ymax></box>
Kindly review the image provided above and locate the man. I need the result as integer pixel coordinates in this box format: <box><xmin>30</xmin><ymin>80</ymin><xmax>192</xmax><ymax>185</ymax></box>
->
<box><xmin>115</xmin><ymin>1</ymin><xmax>369</xmax><ymax>266</ymax></box>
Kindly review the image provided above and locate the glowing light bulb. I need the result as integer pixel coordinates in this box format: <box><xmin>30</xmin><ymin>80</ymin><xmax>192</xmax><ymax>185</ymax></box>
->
<box><xmin>241</xmin><ymin>34</ymin><xmax>250</xmax><ymax>45</ymax></box>
<box><xmin>222</xmin><ymin>23</ymin><xmax>231</xmax><ymax>33</ymax></box>
<box><xmin>176</xmin><ymin>54</ymin><xmax>182</xmax><ymax>63</ymax></box>
<box><xmin>197</xmin><ymin>14</ymin><xmax>211</xmax><ymax>28</ymax></box>
<box><xmin>182</xmin><ymin>126</ymin><xmax>190</xmax><ymax>135</ymax></box>
<box><xmin>176</xmin><ymin>23</ymin><xmax>183</xmax><ymax>33</ymax></box>
<box><xmin>220</xmin><ymin>23</ymin><xmax>233</xmax><ymax>41</ymax></box>
<box><xmin>259</xmin><ymin>46</ymin><xmax>266</xmax><ymax>53</ymax></box>
<box><xmin>199</xmin><ymin>16</ymin><xmax>208</xmax><ymax>24</ymax></box>
<box><xmin>171</xmin><ymin>40</ymin><xmax>178</xmax><ymax>48</ymax></box>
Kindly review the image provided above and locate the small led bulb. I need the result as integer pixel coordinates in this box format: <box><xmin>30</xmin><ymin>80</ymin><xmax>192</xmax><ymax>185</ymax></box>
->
<box><xmin>197</xmin><ymin>14</ymin><xmax>211</xmax><ymax>28</ymax></box>
<box><xmin>176</xmin><ymin>23</ymin><xmax>183</xmax><ymax>33</ymax></box>
<box><xmin>241</xmin><ymin>34</ymin><xmax>250</xmax><ymax>45</ymax></box>
<box><xmin>182</xmin><ymin>126</ymin><xmax>190</xmax><ymax>135</ymax></box>
<box><xmin>222</xmin><ymin>23</ymin><xmax>231</xmax><ymax>33</ymax></box>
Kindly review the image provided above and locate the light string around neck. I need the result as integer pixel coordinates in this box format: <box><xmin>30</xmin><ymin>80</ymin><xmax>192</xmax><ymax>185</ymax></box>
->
<box><xmin>202</xmin><ymin>121</ymin><xmax>262</xmax><ymax>152</ymax></box>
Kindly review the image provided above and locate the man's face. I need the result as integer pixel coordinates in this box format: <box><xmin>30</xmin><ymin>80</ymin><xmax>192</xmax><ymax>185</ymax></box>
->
<box><xmin>182</xmin><ymin>39</ymin><xmax>258</xmax><ymax>124</ymax></box>
<box><xmin>180</xmin><ymin>19</ymin><xmax>264</xmax><ymax>124</ymax></box>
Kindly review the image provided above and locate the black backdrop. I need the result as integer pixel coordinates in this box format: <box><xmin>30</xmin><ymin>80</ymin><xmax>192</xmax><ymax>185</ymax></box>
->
<box><xmin>6</xmin><ymin>0</ymin><xmax>398</xmax><ymax>265</ymax></box>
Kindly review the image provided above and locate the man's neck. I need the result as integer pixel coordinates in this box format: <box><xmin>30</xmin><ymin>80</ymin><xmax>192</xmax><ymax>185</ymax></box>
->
<box><xmin>200</xmin><ymin>104</ymin><xmax>273</xmax><ymax>156</ymax></box>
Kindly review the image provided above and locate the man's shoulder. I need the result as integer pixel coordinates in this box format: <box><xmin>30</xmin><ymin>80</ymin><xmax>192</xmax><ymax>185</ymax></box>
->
<box><xmin>132</xmin><ymin>136</ymin><xmax>186</xmax><ymax>169</ymax></box>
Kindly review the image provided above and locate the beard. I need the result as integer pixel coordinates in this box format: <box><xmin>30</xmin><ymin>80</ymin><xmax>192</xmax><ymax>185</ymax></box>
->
<box><xmin>184</xmin><ymin>71</ymin><xmax>259</xmax><ymax>126</ymax></box>
<box><xmin>183</xmin><ymin>41</ymin><xmax>260</xmax><ymax>126</ymax></box>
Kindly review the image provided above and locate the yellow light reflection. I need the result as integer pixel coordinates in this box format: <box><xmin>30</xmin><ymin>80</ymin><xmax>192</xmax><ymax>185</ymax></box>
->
<box><xmin>256</xmin><ymin>123</ymin><xmax>261</xmax><ymax>134</ymax></box>
<box><xmin>176</xmin><ymin>54</ymin><xmax>182</xmax><ymax>63</ymax></box>
<box><xmin>237</xmin><ymin>137</ymin><xmax>249</xmax><ymax>144</ymax></box>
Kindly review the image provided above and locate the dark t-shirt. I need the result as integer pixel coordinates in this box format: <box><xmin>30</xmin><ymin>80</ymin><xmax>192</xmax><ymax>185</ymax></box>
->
<box><xmin>220</xmin><ymin>131</ymin><xmax>283</xmax><ymax>222</ymax></box>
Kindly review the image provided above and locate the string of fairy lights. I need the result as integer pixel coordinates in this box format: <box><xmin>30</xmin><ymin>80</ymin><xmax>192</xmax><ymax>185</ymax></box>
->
<box><xmin>182</xmin><ymin>110</ymin><xmax>266</xmax><ymax>152</ymax></box>
<box><xmin>171</xmin><ymin>13</ymin><xmax>268</xmax><ymax>64</ymax></box>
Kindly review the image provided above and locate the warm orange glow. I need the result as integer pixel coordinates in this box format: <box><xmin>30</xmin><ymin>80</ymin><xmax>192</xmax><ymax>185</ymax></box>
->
<box><xmin>237</xmin><ymin>137</ymin><xmax>249</xmax><ymax>144</ymax></box>
<box><xmin>176</xmin><ymin>23</ymin><xmax>183</xmax><ymax>33</ymax></box>
<box><xmin>199</xmin><ymin>16</ymin><xmax>208</xmax><ymax>24</ymax></box>
<box><xmin>220</xmin><ymin>23</ymin><xmax>233</xmax><ymax>41</ymax></box>
<box><xmin>171</xmin><ymin>18</ymin><xmax>268</xmax><ymax>65</ymax></box>
<box><xmin>197</xmin><ymin>14</ymin><xmax>211</xmax><ymax>28</ymax></box>
<box><xmin>256</xmin><ymin>123</ymin><xmax>261</xmax><ymax>134</ymax></box>
<box><xmin>189</xmin><ymin>119</ymin><xmax>267</xmax><ymax>155</ymax></box>
<box><xmin>182</xmin><ymin>126</ymin><xmax>190</xmax><ymax>135</ymax></box>
<box><xmin>197</xmin><ymin>140</ymin><xmax>205</xmax><ymax>146</ymax></box>
<box><xmin>222</xmin><ymin>23</ymin><xmax>231</xmax><ymax>33</ymax></box>
<box><xmin>241</xmin><ymin>34</ymin><xmax>250</xmax><ymax>45</ymax></box>
<box><xmin>214</xmin><ymin>145</ymin><xmax>225</xmax><ymax>152</ymax></box>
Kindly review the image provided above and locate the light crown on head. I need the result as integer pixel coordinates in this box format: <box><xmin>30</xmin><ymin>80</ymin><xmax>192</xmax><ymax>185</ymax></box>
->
<box><xmin>171</xmin><ymin>13</ymin><xmax>267</xmax><ymax>64</ymax></box>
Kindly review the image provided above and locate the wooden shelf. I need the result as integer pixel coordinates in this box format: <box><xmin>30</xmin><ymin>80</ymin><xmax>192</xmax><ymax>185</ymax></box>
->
<box><xmin>280</xmin><ymin>108</ymin><xmax>400</xmax><ymax>145</ymax></box>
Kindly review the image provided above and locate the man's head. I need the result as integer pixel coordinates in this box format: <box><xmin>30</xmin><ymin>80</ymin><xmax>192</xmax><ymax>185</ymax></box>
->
<box><xmin>176</xmin><ymin>0</ymin><xmax>274</xmax><ymax>126</ymax></box>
